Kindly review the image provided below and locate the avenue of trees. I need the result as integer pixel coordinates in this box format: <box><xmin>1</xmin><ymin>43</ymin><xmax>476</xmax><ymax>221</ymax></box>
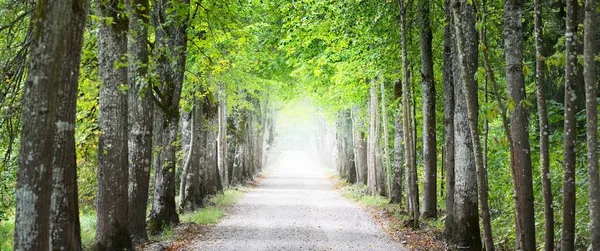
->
<box><xmin>0</xmin><ymin>0</ymin><xmax>598</xmax><ymax>250</ymax></box>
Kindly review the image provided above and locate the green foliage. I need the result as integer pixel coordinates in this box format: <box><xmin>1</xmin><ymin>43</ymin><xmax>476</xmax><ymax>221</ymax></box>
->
<box><xmin>0</xmin><ymin>217</ymin><xmax>14</xmax><ymax>250</ymax></box>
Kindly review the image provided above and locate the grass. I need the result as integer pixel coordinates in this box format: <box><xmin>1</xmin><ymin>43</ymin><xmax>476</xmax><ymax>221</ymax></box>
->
<box><xmin>180</xmin><ymin>189</ymin><xmax>244</xmax><ymax>225</ymax></box>
<box><xmin>0</xmin><ymin>218</ymin><xmax>14</xmax><ymax>250</ymax></box>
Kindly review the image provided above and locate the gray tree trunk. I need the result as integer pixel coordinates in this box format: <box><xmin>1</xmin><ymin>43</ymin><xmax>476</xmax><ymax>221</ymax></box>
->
<box><xmin>398</xmin><ymin>0</ymin><xmax>418</xmax><ymax>227</ymax></box>
<box><xmin>148</xmin><ymin>0</ymin><xmax>190</xmax><ymax>233</ymax></box>
<box><xmin>203</xmin><ymin>99</ymin><xmax>222</xmax><ymax>195</ymax></box>
<box><xmin>504</xmin><ymin>1</ymin><xmax>536</xmax><ymax>249</ymax></box>
<box><xmin>390</xmin><ymin>80</ymin><xmax>405</xmax><ymax>204</ymax></box>
<box><xmin>218</xmin><ymin>82</ymin><xmax>229</xmax><ymax>187</ymax></box>
<box><xmin>561</xmin><ymin>0</ymin><xmax>578</xmax><ymax>250</ymax></box>
<box><xmin>419</xmin><ymin>0</ymin><xmax>437</xmax><ymax>219</ymax></box>
<box><xmin>50</xmin><ymin>0</ymin><xmax>88</xmax><ymax>250</ymax></box>
<box><xmin>443</xmin><ymin>0</ymin><xmax>455</xmax><ymax>237</ymax></box>
<box><xmin>534</xmin><ymin>0</ymin><xmax>554</xmax><ymax>248</ymax></box>
<box><xmin>367</xmin><ymin>78</ymin><xmax>380</xmax><ymax>196</ymax></box>
<box><xmin>351</xmin><ymin>108</ymin><xmax>368</xmax><ymax>185</ymax></box>
<box><xmin>450</xmin><ymin>0</ymin><xmax>483</xmax><ymax>249</ymax></box>
<box><xmin>380</xmin><ymin>81</ymin><xmax>391</xmax><ymax>196</ymax></box>
<box><xmin>95</xmin><ymin>0</ymin><xmax>132</xmax><ymax>248</ymax></box>
<box><xmin>14</xmin><ymin>0</ymin><xmax>75</xmax><ymax>249</ymax></box>
<box><xmin>127</xmin><ymin>0</ymin><xmax>153</xmax><ymax>243</ymax></box>
<box><xmin>180</xmin><ymin>103</ymin><xmax>204</xmax><ymax>212</ymax></box>
<box><xmin>584</xmin><ymin>0</ymin><xmax>600</xmax><ymax>248</ymax></box>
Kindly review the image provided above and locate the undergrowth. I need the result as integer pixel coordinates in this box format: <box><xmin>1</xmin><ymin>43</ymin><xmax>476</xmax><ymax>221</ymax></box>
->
<box><xmin>180</xmin><ymin>189</ymin><xmax>243</xmax><ymax>225</ymax></box>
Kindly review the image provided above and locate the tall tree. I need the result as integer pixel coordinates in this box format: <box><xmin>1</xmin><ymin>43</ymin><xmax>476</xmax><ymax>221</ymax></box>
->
<box><xmin>95</xmin><ymin>0</ymin><xmax>132</xmax><ymax>248</ymax></box>
<box><xmin>390</xmin><ymin>80</ymin><xmax>405</xmax><ymax>204</ymax></box>
<box><xmin>367</xmin><ymin>78</ymin><xmax>381</xmax><ymax>196</ymax></box>
<box><xmin>14</xmin><ymin>0</ymin><xmax>74</xmax><ymax>249</ymax></box>
<box><xmin>127</xmin><ymin>0</ymin><xmax>153</xmax><ymax>243</ymax></box>
<box><xmin>148</xmin><ymin>0</ymin><xmax>190</xmax><ymax>232</ymax></box>
<box><xmin>442</xmin><ymin>0</ymin><xmax>455</xmax><ymax>238</ymax></box>
<box><xmin>504</xmin><ymin>0</ymin><xmax>536</xmax><ymax>249</ymax></box>
<box><xmin>381</xmin><ymin>81</ymin><xmax>391</xmax><ymax>196</ymax></box>
<box><xmin>534</xmin><ymin>0</ymin><xmax>554</xmax><ymax>248</ymax></box>
<box><xmin>419</xmin><ymin>0</ymin><xmax>437</xmax><ymax>219</ymax></box>
<box><xmin>561</xmin><ymin>0</ymin><xmax>578</xmax><ymax>249</ymax></box>
<box><xmin>398</xmin><ymin>0</ymin><xmax>418</xmax><ymax>227</ymax></box>
<box><xmin>352</xmin><ymin>108</ymin><xmax>368</xmax><ymax>185</ymax></box>
<box><xmin>50</xmin><ymin>0</ymin><xmax>89</xmax><ymax>250</ymax></box>
<box><xmin>450</xmin><ymin>0</ymin><xmax>485</xmax><ymax>249</ymax></box>
<box><xmin>218</xmin><ymin>81</ymin><xmax>229</xmax><ymax>186</ymax></box>
<box><xmin>180</xmin><ymin>102</ymin><xmax>204</xmax><ymax>212</ymax></box>
<box><xmin>583</xmin><ymin>0</ymin><xmax>600</xmax><ymax>248</ymax></box>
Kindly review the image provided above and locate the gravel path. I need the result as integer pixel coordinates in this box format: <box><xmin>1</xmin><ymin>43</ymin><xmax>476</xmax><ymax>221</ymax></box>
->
<box><xmin>185</xmin><ymin>150</ymin><xmax>405</xmax><ymax>251</ymax></box>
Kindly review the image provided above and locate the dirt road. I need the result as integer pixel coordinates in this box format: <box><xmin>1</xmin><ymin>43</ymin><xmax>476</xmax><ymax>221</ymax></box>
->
<box><xmin>185</xmin><ymin>150</ymin><xmax>404</xmax><ymax>251</ymax></box>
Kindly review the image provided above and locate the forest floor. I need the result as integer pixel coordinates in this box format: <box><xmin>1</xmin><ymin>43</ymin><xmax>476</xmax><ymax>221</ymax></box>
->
<box><xmin>174</xmin><ymin>150</ymin><xmax>406</xmax><ymax>250</ymax></box>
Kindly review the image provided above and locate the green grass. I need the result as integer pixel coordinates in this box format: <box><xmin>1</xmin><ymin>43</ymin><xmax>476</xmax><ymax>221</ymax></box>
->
<box><xmin>341</xmin><ymin>182</ymin><xmax>389</xmax><ymax>209</ymax></box>
<box><xmin>0</xmin><ymin>218</ymin><xmax>14</xmax><ymax>250</ymax></box>
<box><xmin>180</xmin><ymin>189</ymin><xmax>243</xmax><ymax>225</ymax></box>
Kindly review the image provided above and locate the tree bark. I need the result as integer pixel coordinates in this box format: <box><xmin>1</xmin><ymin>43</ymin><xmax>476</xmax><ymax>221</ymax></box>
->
<box><xmin>419</xmin><ymin>0</ymin><xmax>437</xmax><ymax>219</ymax></box>
<box><xmin>352</xmin><ymin>108</ymin><xmax>368</xmax><ymax>185</ymax></box>
<box><xmin>367</xmin><ymin>78</ymin><xmax>380</xmax><ymax>196</ymax></box>
<box><xmin>148</xmin><ymin>0</ymin><xmax>190</xmax><ymax>233</ymax></box>
<box><xmin>398</xmin><ymin>0</ymin><xmax>418</xmax><ymax>227</ymax></box>
<box><xmin>180</xmin><ymin>102</ymin><xmax>204</xmax><ymax>212</ymax></box>
<box><xmin>218</xmin><ymin>81</ymin><xmax>229</xmax><ymax>187</ymax></box>
<box><xmin>390</xmin><ymin>80</ymin><xmax>405</xmax><ymax>204</ymax></box>
<box><xmin>50</xmin><ymin>1</ymin><xmax>88</xmax><ymax>250</ymax></box>
<box><xmin>561</xmin><ymin>0</ymin><xmax>578</xmax><ymax>249</ymax></box>
<box><xmin>504</xmin><ymin>0</ymin><xmax>536</xmax><ymax>249</ymax></box>
<box><xmin>381</xmin><ymin>81</ymin><xmax>391</xmax><ymax>196</ymax></box>
<box><xmin>127</xmin><ymin>0</ymin><xmax>152</xmax><ymax>243</ymax></box>
<box><xmin>203</xmin><ymin>98</ymin><xmax>222</xmax><ymax>195</ymax></box>
<box><xmin>14</xmin><ymin>0</ymin><xmax>74</xmax><ymax>249</ymax></box>
<box><xmin>584</xmin><ymin>0</ymin><xmax>600</xmax><ymax>248</ymax></box>
<box><xmin>443</xmin><ymin>0</ymin><xmax>455</xmax><ymax>237</ymax></box>
<box><xmin>534</xmin><ymin>0</ymin><xmax>554</xmax><ymax>249</ymax></box>
<box><xmin>95</xmin><ymin>0</ymin><xmax>132</xmax><ymax>248</ymax></box>
<box><xmin>450</xmin><ymin>0</ymin><xmax>485</xmax><ymax>249</ymax></box>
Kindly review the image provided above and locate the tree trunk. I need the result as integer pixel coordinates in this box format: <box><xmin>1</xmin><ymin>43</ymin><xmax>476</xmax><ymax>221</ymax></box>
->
<box><xmin>561</xmin><ymin>0</ymin><xmax>578</xmax><ymax>250</ymax></box>
<box><xmin>343</xmin><ymin>110</ymin><xmax>357</xmax><ymax>184</ymax></box>
<box><xmin>95</xmin><ymin>0</ymin><xmax>132</xmax><ymax>248</ymax></box>
<box><xmin>381</xmin><ymin>81</ymin><xmax>391</xmax><ymax>196</ymax></box>
<box><xmin>148</xmin><ymin>0</ymin><xmax>189</xmax><ymax>233</ymax></box>
<box><xmin>352</xmin><ymin>108</ymin><xmax>368</xmax><ymax>185</ymax></box>
<box><xmin>534</xmin><ymin>0</ymin><xmax>554</xmax><ymax>248</ymax></box>
<box><xmin>390</xmin><ymin>80</ymin><xmax>405</xmax><ymax>204</ymax></box>
<box><xmin>584</xmin><ymin>0</ymin><xmax>600</xmax><ymax>248</ymax></box>
<box><xmin>50</xmin><ymin>1</ymin><xmax>88</xmax><ymax>250</ymax></box>
<box><xmin>398</xmin><ymin>0</ymin><xmax>418</xmax><ymax>227</ymax></box>
<box><xmin>203</xmin><ymin>99</ymin><xmax>222</xmax><ymax>195</ymax></box>
<box><xmin>443</xmin><ymin>0</ymin><xmax>455</xmax><ymax>237</ymax></box>
<box><xmin>218</xmin><ymin>82</ymin><xmax>229</xmax><ymax>187</ymax></box>
<box><xmin>15</xmin><ymin>0</ymin><xmax>75</xmax><ymax>249</ymax></box>
<box><xmin>504</xmin><ymin>1</ymin><xmax>536</xmax><ymax>249</ymax></box>
<box><xmin>127</xmin><ymin>0</ymin><xmax>152</xmax><ymax>243</ymax></box>
<box><xmin>450</xmin><ymin>0</ymin><xmax>484</xmax><ymax>249</ymax></box>
<box><xmin>367</xmin><ymin>78</ymin><xmax>380</xmax><ymax>196</ymax></box>
<box><xmin>180</xmin><ymin>103</ymin><xmax>204</xmax><ymax>212</ymax></box>
<box><xmin>419</xmin><ymin>0</ymin><xmax>437</xmax><ymax>219</ymax></box>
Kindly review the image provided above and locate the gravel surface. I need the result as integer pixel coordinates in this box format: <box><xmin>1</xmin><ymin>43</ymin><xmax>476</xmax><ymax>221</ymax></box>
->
<box><xmin>185</xmin><ymin>150</ymin><xmax>405</xmax><ymax>251</ymax></box>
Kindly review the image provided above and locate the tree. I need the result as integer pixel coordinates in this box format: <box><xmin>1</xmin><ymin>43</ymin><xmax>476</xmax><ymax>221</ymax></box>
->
<box><xmin>398</xmin><ymin>0</ymin><xmax>418</xmax><ymax>227</ymax></box>
<box><xmin>534</xmin><ymin>0</ymin><xmax>554</xmax><ymax>248</ymax></box>
<box><xmin>148</xmin><ymin>0</ymin><xmax>190</xmax><ymax>233</ymax></box>
<box><xmin>218</xmin><ymin>81</ymin><xmax>229</xmax><ymax>187</ymax></box>
<box><xmin>95</xmin><ymin>0</ymin><xmax>132</xmax><ymax>248</ymax></box>
<box><xmin>561</xmin><ymin>0</ymin><xmax>578</xmax><ymax>249</ymax></box>
<box><xmin>419</xmin><ymin>0</ymin><xmax>437</xmax><ymax>219</ymax></box>
<box><xmin>50</xmin><ymin>0</ymin><xmax>89</xmax><ymax>250</ymax></box>
<box><xmin>127</xmin><ymin>0</ymin><xmax>153</xmax><ymax>243</ymax></box>
<box><xmin>583</xmin><ymin>0</ymin><xmax>599</xmax><ymax>248</ymax></box>
<box><xmin>180</xmin><ymin>101</ymin><xmax>204</xmax><ymax>212</ymax></box>
<box><xmin>14</xmin><ymin>0</ymin><xmax>76</xmax><ymax>249</ymax></box>
<box><xmin>442</xmin><ymin>0</ymin><xmax>455</xmax><ymax>238</ymax></box>
<box><xmin>450</xmin><ymin>0</ymin><xmax>485</xmax><ymax>249</ymax></box>
<box><xmin>390</xmin><ymin>80</ymin><xmax>405</xmax><ymax>204</ymax></box>
<box><xmin>504</xmin><ymin>0</ymin><xmax>536</xmax><ymax>249</ymax></box>
<box><xmin>367</xmin><ymin>78</ymin><xmax>381</xmax><ymax>196</ymax></box>
<box><xmin>352</xmin><ymin>108</ymin><xmax>368</xmax><ymax>185</ymax></box>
